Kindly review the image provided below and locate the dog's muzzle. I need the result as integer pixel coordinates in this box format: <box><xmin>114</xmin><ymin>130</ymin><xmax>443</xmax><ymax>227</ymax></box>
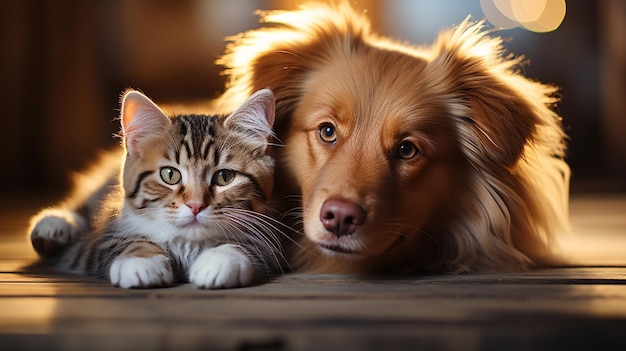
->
<box><xmin>319</xmin><ymin>198</ymin><xmax>367</xmax><ymax>237</ymax></box>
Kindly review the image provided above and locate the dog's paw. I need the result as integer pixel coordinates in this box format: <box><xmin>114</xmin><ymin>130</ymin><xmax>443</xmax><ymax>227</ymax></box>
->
<box><xmin>189</xmin><ymin>244</ymin><xmax>255</xmax><ymax>289</ymax></box>
<box><xmin>109</xmin><ymin>255</ymin><xmax>175</xmax><ymax>289</ymax></box>
<box><xmin>29</xmin><ymin>209</ymin><xmax>85</xmax><ymax>257</ymax></box>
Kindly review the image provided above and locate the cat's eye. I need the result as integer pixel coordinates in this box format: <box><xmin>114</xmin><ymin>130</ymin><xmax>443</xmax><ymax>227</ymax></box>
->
<box><xmin>319</xmin><ymin>123</ymin><xmax>337</xmax><ymax>143</ymax></box>
<box><xmin>160</xmin><ymin>167</ymin><xmax>182</xmax><ymax>185</ymax></box>
<box><xmin>396</xmin><ymin>141</ymin><xmax>420</xmax><ymax>160</ymax></box>
<box><xmin>212</xmin><ymin>169</ymin><xmax>236</xmax><ymax>186</ymax></box>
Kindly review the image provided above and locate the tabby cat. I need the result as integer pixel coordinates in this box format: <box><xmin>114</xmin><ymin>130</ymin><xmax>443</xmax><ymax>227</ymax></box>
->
<box><xmin>28</xmin><ymin>88</ymin><xmax>285</xmax><ymax>289</ymax></box>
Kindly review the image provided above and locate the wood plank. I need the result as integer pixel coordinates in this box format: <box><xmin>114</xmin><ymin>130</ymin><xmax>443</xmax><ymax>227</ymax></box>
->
<box><xmin>2</xmin><ymin>289</ymin><xmax>626</xmax><ymax>350</ymax></box>
<box><xmin>1</xmin><ymin>195</ymin><xmax>626</xmax><ymax>350</ymax></box>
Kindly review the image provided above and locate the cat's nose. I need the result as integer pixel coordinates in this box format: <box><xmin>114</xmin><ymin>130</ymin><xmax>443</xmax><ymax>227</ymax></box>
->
<box><xmin>186</xmin><ymin>202</ymin><xmax>206</xmax><ymax>216</ymax></box>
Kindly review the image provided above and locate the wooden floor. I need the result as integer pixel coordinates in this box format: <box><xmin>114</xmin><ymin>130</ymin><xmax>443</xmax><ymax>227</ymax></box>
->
<box><xmin>1</xmin><ymin>195</ymin><xmax>626</xmax><ymax>351</ymax></box>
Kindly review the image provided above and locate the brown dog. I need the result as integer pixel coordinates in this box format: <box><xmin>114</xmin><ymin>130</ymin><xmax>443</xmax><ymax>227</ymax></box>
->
<box><xmin>216</xmin><ymin>3</ymin><xmax>570</xmax><ymax>274</ymax></box>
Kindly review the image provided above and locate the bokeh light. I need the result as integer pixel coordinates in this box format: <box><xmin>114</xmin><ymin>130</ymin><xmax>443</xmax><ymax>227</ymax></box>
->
<box><xmin>480</xmin><ymin>0</ymin><xmax>566</xmax><ymax>32</ymax></box>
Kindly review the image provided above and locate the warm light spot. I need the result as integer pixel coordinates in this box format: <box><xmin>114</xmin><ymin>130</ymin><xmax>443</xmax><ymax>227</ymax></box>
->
<box><xmin>511</xmin><ymin>0</ymin><xmax>546</xmax><ymax>24</ymax></box>
<box><xmin>520</xmin><ymin>0</ymin><xmax>566</xmax><ymax>32</ymax></box>
<box><xmin>480</xmin><ymin>0</ymin><xmax>566</xmax><ymax>32</ymax></box>
<box><xmin>479</xmin><ymin>0</ymin><xmax>518</xmax><ymax>29</ymax></box>
<box><xmin>0</xmin><ymin>297</ymin><xmax>58</xmax><ymax>333</ymax></box>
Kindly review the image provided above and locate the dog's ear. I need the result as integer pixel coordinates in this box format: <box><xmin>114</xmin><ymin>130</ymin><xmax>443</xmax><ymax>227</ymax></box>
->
<box><xmin>425</xmin><ymin>20</ymin><xmax>560</xmax><ymax>167</ymax></box>
<box><xmin>217</xmin><ymin>3</ymin><xmax>371</xmax><ymax>132</ymax></box>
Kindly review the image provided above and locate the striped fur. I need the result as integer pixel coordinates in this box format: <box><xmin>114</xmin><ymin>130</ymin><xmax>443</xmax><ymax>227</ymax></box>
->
<box><xmin>29</xmin><ymin>89</ymin><xmax>287</xmax><ymax>289</ymax></box>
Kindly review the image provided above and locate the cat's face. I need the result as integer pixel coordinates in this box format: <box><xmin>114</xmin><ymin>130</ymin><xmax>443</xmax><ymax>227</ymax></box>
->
<box><xmin>119</xmin><ymin>89</ymin><xmax>275</xmax><ymax>242</ymax></box>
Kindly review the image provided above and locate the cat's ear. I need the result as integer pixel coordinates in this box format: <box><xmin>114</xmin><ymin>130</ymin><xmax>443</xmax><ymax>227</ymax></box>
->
<box><xmin>120</xmin><ymin>89</ymin><xmax>171</xmax><ymax>157</ymax></box>
<box><xmin>224</xmin><ymin>89</ymin><xmax>275</xmax><ymax>144</ymax></box>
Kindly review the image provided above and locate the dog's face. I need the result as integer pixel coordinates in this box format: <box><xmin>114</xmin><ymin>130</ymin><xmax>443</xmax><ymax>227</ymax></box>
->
<box><xmin>286</xmin><ymin>48</ymin><xmax>465</xmax><ymax>262</ymax></box>
<box><xmin>219</xmin><ymin>4</ymin><xmax>569</xmax><ymax>272</ymax></box>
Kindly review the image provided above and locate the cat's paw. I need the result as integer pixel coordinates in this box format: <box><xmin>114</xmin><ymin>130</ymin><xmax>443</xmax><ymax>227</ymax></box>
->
<box><xmin>29</xmin><ymin>209</ymin><xmax>85</xmax><ymax>257</ymax></box>
<box><xmin>109</xmin><ymin>255</ymin><xmax>175</xmax><ymax>289</ymax></box>
<box><xmin>189</xmin><ymin>244</ymin><xmax>255</xmax><ymax>289</ymax></box>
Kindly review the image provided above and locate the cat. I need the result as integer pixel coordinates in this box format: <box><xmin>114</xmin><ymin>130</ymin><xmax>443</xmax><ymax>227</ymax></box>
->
<box><xmin>28</xmin><ymin>88</ymin><xmax>286</xmax><ymax>289</ymax></box>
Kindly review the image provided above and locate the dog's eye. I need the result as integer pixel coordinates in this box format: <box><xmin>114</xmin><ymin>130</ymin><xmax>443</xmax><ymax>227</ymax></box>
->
<box><xmin>319</xmin><ymin>123</ymin><xmax>337</xmax><ymax>143</ymax></box>
<box><xmin>397</xmin><ymin>141</ymin><xmax>419</xmax><ymax>159</ymax></box>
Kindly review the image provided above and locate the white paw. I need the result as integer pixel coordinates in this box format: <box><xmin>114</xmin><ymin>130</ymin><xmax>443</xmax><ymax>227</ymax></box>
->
<box><xmin>109</xmin><ymin>255</ymin><xmax>174</xmax><ymax>289</ymax></box>
<box><xmin>189</xmin><ymin>244</ymin><xmax>255</xmax><ymax>289</ymax></box>
<box><xmin>29</xmin><ymin>209</ymin><xmax>85</xmax><ymax>257</ymax></box>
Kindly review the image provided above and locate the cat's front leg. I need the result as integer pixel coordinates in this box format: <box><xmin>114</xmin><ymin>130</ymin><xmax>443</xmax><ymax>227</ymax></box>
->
<box><xmin>109</xmin><ymin>242</ymin><xmax>175</xmax><ymax>289</ymax></box>
<box><xmin>29</xmin><ymin>208</ymin><xmax>88</xmax><ymax>257</ymax></box>
<box><xmin>189</xmin><ymin>244</ymin><xmax>255</xmax><ymax>289</ymax></box>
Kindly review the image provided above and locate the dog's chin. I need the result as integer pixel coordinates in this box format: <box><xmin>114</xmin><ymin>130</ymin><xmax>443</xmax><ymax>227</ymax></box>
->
<box><xmin>311</xmin><ymin>229</ymin><xmax>399</xmax><ymax>260</ymax></box>
<box><xmin>317</xmin><ymin>242</ymin><xmax>364</xmax><ymax>258</ymax></box>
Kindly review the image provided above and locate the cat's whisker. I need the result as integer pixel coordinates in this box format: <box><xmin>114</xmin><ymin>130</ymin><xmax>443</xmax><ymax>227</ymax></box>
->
<box><xmin>225</xmin><ymin>209</ymin><xmax>302</xmax><ymax>248</ymax></box>
<box><xmin>30</xmin><ymin>89</ymin><xmax>284</xmax><ymax>289</ymax></box>
<box><xmin>221</xmin><ymin>212</ymin><xmax>287</xmax><ymax>256</ymax></box>
<box><xmin>216</xmin><ymin>214</ymin><xmax>290</xmax><ymax>273</ymax></box>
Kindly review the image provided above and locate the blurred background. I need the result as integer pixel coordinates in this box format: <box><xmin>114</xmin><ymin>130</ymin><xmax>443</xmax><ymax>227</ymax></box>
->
<box><xmin>1</xmin><ymin>0</ymin><xmax>624</xmax><ymax>199</ymax></box>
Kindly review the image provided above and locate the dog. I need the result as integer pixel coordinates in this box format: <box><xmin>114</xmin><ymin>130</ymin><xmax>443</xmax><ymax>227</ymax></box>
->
<box><xmin>215</xmin><ymin>2</ymin><xmax>570</xmax><ymax>274</ymax></box>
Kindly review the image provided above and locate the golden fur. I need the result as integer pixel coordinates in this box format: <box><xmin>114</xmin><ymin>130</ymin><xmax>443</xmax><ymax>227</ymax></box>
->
<box><xmin>215</xmin><ymin>2</ymin><xmax>570</xmax><ymax>274</ymax></box>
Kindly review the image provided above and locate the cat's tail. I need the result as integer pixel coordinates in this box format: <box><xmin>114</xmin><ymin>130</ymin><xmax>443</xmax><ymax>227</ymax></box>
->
<box><xmin>28</xmin><ymin>149</ymin><xmax>122</xmax><ymax>259</ymax></box>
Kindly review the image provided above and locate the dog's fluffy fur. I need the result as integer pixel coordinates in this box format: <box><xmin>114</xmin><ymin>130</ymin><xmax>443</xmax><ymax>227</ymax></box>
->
<box><xmin>215</xmin><ymin>2</ymin><xmax>570</xmax><ymax>274</ymax></box>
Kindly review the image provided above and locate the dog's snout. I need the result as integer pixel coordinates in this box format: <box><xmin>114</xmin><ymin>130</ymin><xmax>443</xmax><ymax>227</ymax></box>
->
<box><xmin>320</xmin><ymin>198</ymin><xmax>366</xmax><ymax>237</ymax></box>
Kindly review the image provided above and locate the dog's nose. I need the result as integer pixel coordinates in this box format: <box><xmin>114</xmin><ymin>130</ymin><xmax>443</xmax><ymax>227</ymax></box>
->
<box><xmin>320</xmin><ymin>198</ymin><xmax>366</xmax><ymax>237</ymax></box>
